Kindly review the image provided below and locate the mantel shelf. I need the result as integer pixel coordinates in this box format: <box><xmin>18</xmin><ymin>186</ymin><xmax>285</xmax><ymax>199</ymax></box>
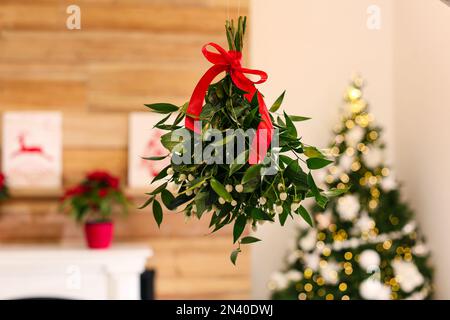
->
<box><xmin>8</xmin><ymin>188</ymin><xmax>150</xmax><ymax>199</ymax></box>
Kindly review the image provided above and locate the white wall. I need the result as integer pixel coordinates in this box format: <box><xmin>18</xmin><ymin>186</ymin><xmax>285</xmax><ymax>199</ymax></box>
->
<box><xmin>394</xmin><ymin>0</ymin><xmax>450</xmax><ymax>299</ymax></box>
<box><xmin>250</xmin><ymin>0</ymin><xmax>395</xmax><ymax>299</ymax></box>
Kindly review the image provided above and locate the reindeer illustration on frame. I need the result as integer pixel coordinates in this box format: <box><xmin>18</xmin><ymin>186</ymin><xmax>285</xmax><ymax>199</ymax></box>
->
<box><xmin>2</xmin><ymin>112</ymin><xmax>62</xmax><ymax>188</ymax></box>
<box><xmin>128</xmin><ymin>112</ymin><xmax>170</xmax><ymax>189</ymax></box>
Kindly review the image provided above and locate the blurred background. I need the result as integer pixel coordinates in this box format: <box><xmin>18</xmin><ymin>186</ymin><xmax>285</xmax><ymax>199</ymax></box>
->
<box><xmin>0</xmin><ymin>0</ymin><xmax>449</xmax><ymax>299</ymax></box>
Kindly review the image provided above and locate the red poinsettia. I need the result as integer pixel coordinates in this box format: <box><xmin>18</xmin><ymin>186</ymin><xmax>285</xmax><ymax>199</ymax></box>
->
<box><xmin>61</xmin><ymin>171</ymin><xmax>128</xmax><ymax>222</ymax></box>
<box><xmin>0</xmin><ymin>173</ymin><xmax>9</xmax><ymax>201</ymax></box>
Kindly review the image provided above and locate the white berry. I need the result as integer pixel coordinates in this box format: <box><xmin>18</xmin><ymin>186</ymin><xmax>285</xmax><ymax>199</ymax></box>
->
<box><xmin>218</xmin><ymin>197</ymin><xmax>226</xmax><ymax>205</ymax></box>
<box><xmin>188</xmin><ymin>174</ymin><xmax>195</xmax><ymax>181</ymax></box>
<box><xmin>235</xmin><ymin>184</ymin><xmax>244</xmax><ymax>193</ymax></box>
<box><xmin>167</xmin><ymin>168</ymin><xmax>174</xmax><ymax>175</ymax></box>
<box><xmin>231</xmin><ymin>200</ymin><xmax>238</xmax><ymax>207</ymax></box>
<box><xmin>179</xmin><ymin>174</ymin><xmax>187</xmax><ymax>181</ymax></box>
<box><xmin>280</xmin><ymin>192</ymin><xmax>288</xmax><ymax>201</ymax></box>
<box><xmin>275</xmin><ymin>205</ymin><xmax>283</xmax><ymax>214</ymax></box>
<box><xmin>186</xmin><ymin>189</ymin><xmax>193</xmax><ymax>196</ymax></box>
<box><xmin>225</xmin><ymin>184</ymin><xmax>233</xmax><ymax>192</ymax></box>
<box><xmin>278</xmin><ymin>183</ymin><xmax>284</xmax><ymax>191</ymax></box>
<box><xmin>291</xmin><ymin>202</ymin><xmax>301</xmax><ymax>211</ymax></box>
<box><xmin>259</xmin><ymin>197</ymin><xmax>267</xmax><ymax>205</ymax></box>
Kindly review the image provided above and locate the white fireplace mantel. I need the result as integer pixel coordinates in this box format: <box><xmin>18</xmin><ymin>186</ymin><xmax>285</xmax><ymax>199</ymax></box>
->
<box><xmin>0</xmin><ymin>244</ymin><xmax>152</xmax><ymax>300</ymax></box>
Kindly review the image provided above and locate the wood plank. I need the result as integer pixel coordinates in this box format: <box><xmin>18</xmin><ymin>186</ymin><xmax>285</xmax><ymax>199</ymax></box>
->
<box><xmin>114</xmin><ymin>209</ymin><xmax>234</xmax><ymax>239</ymax></box>
<box><xmin>0</xmin><ymin>31</ymin><xmax>227</xmax><ymax>64</ymax></box>
<box><xmin>144</xmin><ymin>236</ymin><xmax>250</xmax><ymax>278</ymax></box>
<box><xmin>156</xmin><ymin>276</ymin><xmax>250</xmax><ymax>299</ymax></box>
<box><xmin>63</xmin><ymin>149</ymin><xmax>127</xmax><ymax>186</ymax></box>
<box><xmin>63</xmin><ymin>113</ymin><xmax>128</xmax><ymax>148</ymax></box>
<box><xmin>88</xmin><ymin>64</ymin><xmax>203</xmax><ymax>111</ymax></box>
<box><xmin>0</xmin><ymin>78</ymin><xmax>86</xmax><ymax>110</ymax></box>
<box><xmin>0</xmin><ymin>2</ymin><xmax>247</xmax><ymax>33</ymax></box>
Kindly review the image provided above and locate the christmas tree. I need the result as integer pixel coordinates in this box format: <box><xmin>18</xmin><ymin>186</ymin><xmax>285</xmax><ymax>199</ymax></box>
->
<box><xmin>270</xmin><ymin>76</ymin><xmax>433</xmax><ymax>300</ymax></box>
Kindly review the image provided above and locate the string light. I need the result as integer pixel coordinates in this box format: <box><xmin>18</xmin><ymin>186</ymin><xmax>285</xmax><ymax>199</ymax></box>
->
<box><xmin>304</xmin><ymin>283</ymin><xmax>313</xmax><ymax>292</ymax></box>
<box><xmin>325</xmin><ymin>294</ymin><xmax>334</xmax><ymax>300</ymax></box>
<box><xmin>339</xmin><ymin>283</ymin><xmax>348</xmax><ymax>292</ymax></box>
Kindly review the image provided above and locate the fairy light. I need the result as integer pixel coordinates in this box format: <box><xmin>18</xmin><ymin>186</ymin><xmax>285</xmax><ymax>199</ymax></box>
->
<box><xmin>340</xmin><ymin>173</ymin><xmax>350</xmax><ymax>183</ymax></box>
<box><xmin>383</xmin><ymin>240</ymin><xmax>392</xmax><ymax>250</ymax></box>
<box><xmin>369</xmin><ymin>199</ymin><xmax>379</xmax><ymax>209</ymax></box>
<box><xmin>339</xmin><ymin>283</ymin><xmax>348</xmax><ymax>292</ymax></box>
<box><xmin>369</xmin><ymin>130</ymin><xmax>379</xmax><ymax>140</ymax></box>
<box><xmin>348</xmin><ymin>88</ymin><xmax>362</xmax><ymax>101</ymax></box>
<box><xmin>357</xmin><ymin>143</ymin><xmax>367</xmax><ymax>152</ymax></box>
<box><xmin>344</xmin><ymin>252</ymin><xmax>353</xmax><ymax>260</ymax></box>
<box><xmin>342</xmin><ymin>295</ymin><xmax>350</xmax><ymax>300</ymax></box>
<box><xmin>345</xmin><ymin>120</ymin><xmax>355</xmax><ymax>129</ymax></box>
<box><xmin>304</xmin><ymin>268</ymin><xmax>313</xmax><ymax>279</ymax></box>
<box><xmin>298</xmin><ymin>293</ymin><xmax>307</xmax><ymax>300</ymax></box>
<box><xmin>351</xmin><ymin>161</ymin><xmax>361</xmax><ymax>171</ymax></box>
<box><xmin>346</xmin><ymin>147</ymin><xmax>355</xmax><ymax>156</ymax></box>
<box><xmin>337</xmin><ymin>182</ymin><xmax>347</xmax><ymax>190</ymax></box>
<box><xmin>326</xmin><ymin>293</ymin><xmax>334</xmax><ymax>300</ymax></box>
<box><xmin>304</xmin><ymin>283</ymin><xmax>313</xmax><ymax>292</ymax></box>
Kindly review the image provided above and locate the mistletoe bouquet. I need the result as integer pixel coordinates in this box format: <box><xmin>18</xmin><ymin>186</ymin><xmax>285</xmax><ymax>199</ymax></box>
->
<box><xmin>142</xmin><ymin>17</ymin><xmax>344</xmax><ymax>263</ymax></box>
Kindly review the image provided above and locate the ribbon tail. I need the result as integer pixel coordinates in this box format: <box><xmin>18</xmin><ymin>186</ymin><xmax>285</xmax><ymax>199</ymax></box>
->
<box><xmin>186</xmin><ymin>64</ymin><xmax>227</xmax><ymax>133</ymax></box>
<box><xmin>249</xmin><ymin>92</ymin><xmax>273</xmax><ymax>164</ymax></box>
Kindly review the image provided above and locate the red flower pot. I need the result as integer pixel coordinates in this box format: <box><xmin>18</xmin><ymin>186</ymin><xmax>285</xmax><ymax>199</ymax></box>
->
<box><xmin>84</xmin><ymin>221</ymin><xmax>114</xmax><ymax>249</ymax></box>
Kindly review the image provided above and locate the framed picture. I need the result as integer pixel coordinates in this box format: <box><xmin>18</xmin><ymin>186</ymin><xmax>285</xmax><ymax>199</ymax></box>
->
<box><xmin>128</xmin><ymin>112</ymin><xmax>170</xmax><ymax>189</ymax></box>
<box><xmin>2</xmin><ymin>112</ymin><xmax>62</xmax><ymax>188</ymax></box>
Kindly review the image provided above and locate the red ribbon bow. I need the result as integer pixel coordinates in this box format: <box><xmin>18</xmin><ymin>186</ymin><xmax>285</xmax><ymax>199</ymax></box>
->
<box><xmin>185</xmin><ymin>42</ymin><xmax>273</xmax><ymax>164</ymax></box>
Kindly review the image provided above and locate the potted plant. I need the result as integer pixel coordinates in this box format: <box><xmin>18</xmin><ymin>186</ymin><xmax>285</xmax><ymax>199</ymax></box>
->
<box><xmin>0</xmin><ymin>173</ymin><xmax>9</xmax><ymax>201</ymax></box>
<box><xmin>61</xmin><ymin>171</ymin><xmax>129</xmax><ymax>249</ymax></box>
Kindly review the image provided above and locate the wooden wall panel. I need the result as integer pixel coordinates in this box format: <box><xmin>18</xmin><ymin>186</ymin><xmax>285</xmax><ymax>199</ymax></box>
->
<box><xmin>0</xmin><ymin>0</ymin><xmax>250</xmax><ymax>300</ymax></box>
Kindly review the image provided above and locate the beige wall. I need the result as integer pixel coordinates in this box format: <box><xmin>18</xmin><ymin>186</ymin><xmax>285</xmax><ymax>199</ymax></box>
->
<box><xmin>250</xmin><ymin>0</ymin><xmax>395</xmax><ymax>299</ymax></box>
<box><xmin>394</xmin><ymin>0</ymin><xmax>450</xmax><ymax>299</ymax></box>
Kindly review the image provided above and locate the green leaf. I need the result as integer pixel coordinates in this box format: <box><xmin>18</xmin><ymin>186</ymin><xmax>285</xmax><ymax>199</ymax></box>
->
<box><xmin>284</xmin><ymin>111</ymin><xmax>297</xmax><ymax>137</ymax></box>
<box><xmin>142</xmin><ymin>155</ymin><xmax>169</xmax><ymax>161</ymax></box>
<box><xmin>148</xmin><ymin>182</ymin><xmax>168</xmax><ymax>195</ymax></box>
<box><xmin>152</xmin><ymin>165</ymin><xmax>170</xmax><ymax>183</ymax></box>
<box><xmin>269</xmin><ymin>91</ymin><xmax>286</xmax><ymax>112</ymax></box>
<box><xmin>322</xmin><ymin>187</ymin><xmax>349</xmax><ymax>198</ymax></box>
<box><xmin>194</xmin><ymin>191</ymin><xmax>209</xmax><ymax>219</ymax></box>
<box><xmin>161</xmin><ymin>131</ymin><xmax>183</xmax><ymax>152</ymax></box>
<box><xmin>241</xmin><ymin>164</ymin><xmax>262</xmax><ymax>185</ymax></box>
<box><xmin>154</xmin><ymin>113</ymin><xmax>172</xmax><ymax>128</ymax></box>
<box><xmin>250</xmin><ymin>208</ymin><xmax>274</xmax><ymax>221</ymax></box>
<box><xmin>210</xmin><ymin>178</ymin><xmax>233</xmax><ymax>202</ymax></box>
<box><xmin>240</xmin><ymin>236</ymin><xmax>261</xmax><ymax>244</ymax></box>
<box><xmin>167</xmin><ymin>194</ymin><xmax>194</xmax><ymax>210</ymax></box>
<box><xmin>138</xmin><ymin>196</ymin><xmax>154</xmax><ymax>210</ymax></box>
<box><xmin>161</xmin><ymin>189</ymin><xmax>175</xmax><ymax>210</ymax></box>
<box><xmin>297</xmin><ymin>205</ymin><xmax>314</xmax><ymax>227</ymax></box>
<box><xmin>279</xmin><ymin>207</ymin><xmax>289</xmax><ymax>226</ymax></box>
<box><xmin>304</xmin><ymin>146</ymin><xmax>326</xmax><ymax>158</ymax></box>
<box><xmin>230</xmin><ymin>249</ymin><xmax>241</xmax><ymax>266</ymax></box>
<box><xmin>145</xmin><ymin>103</ymin><xmax>179</xmax><ymax>114</ymax></box>
<box><xmin>233</xmin><ymin>215</ymin><xmax>247</xmax><ymax>243</ymax></box>
<box><xmin>289</xmin><ymin>115</ymin><xmax>311</xmax><ymax>122</ymax></box>
<box><xmin>306</xmin><ymin>157</ymin><xmax>333</xmax><ymax>170</ymax></box>
<box><xmin>152</xmin><ymin>200</ymin><xmax>163</xmax><ymax>228</ymax></box>
<box><xmin>307</xmin><ymin>173</ymin><xmax>328</xmax><ymax>208</ymax></box>
<box><xmin>229</xmin><ymin>150</ymin><xmax>249</xmax><ymax>176</ymax></box>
